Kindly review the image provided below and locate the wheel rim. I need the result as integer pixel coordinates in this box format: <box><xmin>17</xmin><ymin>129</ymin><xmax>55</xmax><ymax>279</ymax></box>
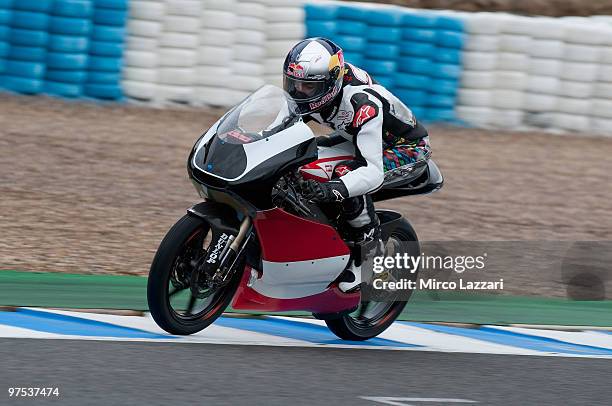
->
<box><xmin>164</xmin><ymin>225</ymin><xmax>226</xmax><ymax>323</ymax></box>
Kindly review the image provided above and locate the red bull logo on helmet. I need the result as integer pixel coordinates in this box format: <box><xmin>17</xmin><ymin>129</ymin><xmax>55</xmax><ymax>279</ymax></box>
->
<box><xmin>287</xmin><ymin>62</ymin><xmax>305</xmax><ymax>78</ymax></box>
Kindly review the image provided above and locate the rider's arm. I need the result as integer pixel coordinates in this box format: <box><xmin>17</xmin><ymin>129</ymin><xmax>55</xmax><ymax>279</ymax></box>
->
<box><xmin>337</xmin><ymin>94</ymin><xmax>385</xmax><ymax>197</ymax></box>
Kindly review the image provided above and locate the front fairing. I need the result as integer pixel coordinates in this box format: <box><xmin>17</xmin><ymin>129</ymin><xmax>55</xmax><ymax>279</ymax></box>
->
<box><xmin>188</xmin><ymin>86</ymin><xmax>318</xmax><ymax>209</ymax></box>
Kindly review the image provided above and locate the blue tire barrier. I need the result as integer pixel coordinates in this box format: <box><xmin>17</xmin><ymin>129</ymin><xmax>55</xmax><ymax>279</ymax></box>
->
<box><xmin>430</xmin><ymin>78</ymin><xmax>459</xmax><ymax>96</ymax></box>
<box><xmin>10</xmin><ymin>28</ymin><xmax>49</xmax><ymax>47</ymax></box>
<box><xmin>306</xmin><ymin>21</ymin><xmax>337</xmax><ymax>38</ymax></box>
<box><xmin>84</xmin><ymin>83</ymin><xmax>121</xmax><ymax>99</ymax></box>
<box><xmin>434</xmin><ymin>48</ymin><xmax>462</xmax><ymax>65</ymax></box>
<box><xmin>403</xmin><ymin>28</ymin><xmax>437</xmax><ymax>43</ymax></box>
<box><xmin>44</xmin><ymin>80</ymin><xmax>82</xmax><ymax>97</ymax></box>
<box><xmin>362</xmin><ymin>59</ymin><xmax>397</xmax><ymax>76</ymax></box>
<box><xmin>8</xmin><ymin>46</ymin><xmax>46</xmax><ymax>62</ymax></box>
<box><xmin>372</xmin><ymin>74</ymin><xmax>394</xmax><ymax>89</ymax></box>
<box><xmin>393</xmin><ymin>73</ymin><xmax>430</xmax><ymax>90</ymax></box>
<box><xmin>437</xmin><ymin>31</ymin><xmax>465</xmax><ymax>49</ymax></box>
<box><xmin>410</xmin><ymin>106</ymin><xmax>426</xmax><ymax>119</ymax></box>
<box><xmin>343</xmin><ymin>52</ymin><xmax>363</xmax><ymax>67</ymax></box>
<box><xmin>365</xmin><ymin>43</ymin><xmax>399</xmax><ymax>59</ymax></box>
<box><xmin>87</xmin><ymin>70</ymin><xmax>119</xmax><ymax>84</ymax></box>
<box><xmin>336</xmin><ymin>21</ymin><xmax>367</xmax><ymax>36</ymax></box>
<box><xmin>0</xmin><ymin>25</ymin><xmax>9</xmax><ymax>41</ymax></box>
<box><xmin>4</xmin><ymin>60</ymin><xmax>45</xmax><ymax>78</ymax></box>
<box><xmin>92</xmin><ymin>0</ymin><xmax>128</xmax><ymax>10</ymax></box>
<box><xmin>397</xmin><ymin>57</ymin><xmax>432</xmax><ymax>75</ymax></box>
<box><xmin>89</xmin><ymin>40</ymin><xmax>123</xmax><ymax>57</ymax></box>
<box><xmin>401</xmin><ymin>12</ymin><xmax>438</xmax><ymax>28</ymax></box>
<box><xmin>13</xmin><ymin>0</ymin><xmax>52</xmax><ymax>12</ymax></box>
<box><xmin>88</xmin><ymin>55</ymin><xmax>122</xmax><ymax>71</ymax></box>
<box><xmin>427</xmin><ymin>94</ymin><xmax>455</xmax><ymax>108</ymax></box>
<box><xmin>424</xmin><ymin>108</ymin><xmax>455</xmax><ymax>122</ymax></box>
<box><xmin>45</xmin><ymin>68</ymin><xmax>87</xmax><ymax>83</ymax></box>
<box><xmin>436</xmin><ymin>16</ymin><xmax>464</xmax><ymax>32</ymax></box>
<box><xmin>430</xmin><ymin>63</ymin><xmax>462</xmax><ymax>80</ymax></box>
<box><xmin>367</xmin><ymin>27</ymin><xmax>401</xmax><ymax>43</ymax></box>
<box><xmin>91</xmin><ymin>25</ymin><xmax>124</xmax><ymax>42</ymax></box>
<box><xmin>47</xmin><ymin>52</ymin><xmax>88</xmax><ymax>69</ymax></box>
<box><xmin>0</xmin><ymin>40</ymin><xmax>7</xmax><ymax>57</ymax></box>
<box><xmin>304</xmin><ymin>4</ymin><xmax>337</xmax><ymax>20</ymax></box>
<box><xmin>337</xmin><ymin>5</ymin><xmax>368</xmax><ymax>21</ymax></box>
<box><xmin>395</xmin><ymin>89</ymin><xmax>428</xmax><ymax>106</ymax></box>
<box><xmin>0</xmin><ymin>75</ymin><xmax>43</xmax><ymax>93</ymax></box>
<box><xmin>11</xmin><ymin>11</ymin><xmax>49</xmax><ymax>31</ymax></box>
<box><xmin>49</xmin><ymin>35</ymin><xmax>89</xmax><ymax>53</ymax></box>
<box><xmin>53</xmin><ymin>0</ymin><xmax>93</xmax><ymax>18</ymax></box>
<box><xmin>334</xmin><ymin>35</ymin><xmax>366</xmax><ymax>52</ymax></box>
<box><xmin>399</xmin><ymin>42</ymin><xmax>435</xmax><ymax>58</ymax></box>
<box><xmin>49</xmin><ymin>17</ymin><xmax>92</xmax><ymax>36</ymax></box>
<box><xmin>93</xmin><ymin>8</ymin><xmax>127</xmax><ymax>26</ymax></box>
<box><xmin>0</xmin><ymin>9</ymin><xmax>11</xmax><ymax>25</ymax></box>
<box><xmin>367</xmin><ymin>9</ymin><xmax>403</xmax><ymax>26</ymax></box>
<box><xmin>9</xmin><ymin>29</ymin><xmax>48</xmax><ymax>47</ymax></box>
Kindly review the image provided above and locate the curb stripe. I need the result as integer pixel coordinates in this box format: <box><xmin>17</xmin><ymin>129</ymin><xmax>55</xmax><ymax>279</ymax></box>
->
<box><xmin>0</xmin><ymin>308</ymin><xmax>171</xmax><ymax>339</ymax></box>
<box><xmin>216</xmin><ymin>316</ymin><xmax>418</xmax><ymax>347</ymax></box>
<box><xmin>401</xmin><ymin>322</ymin><xmax>612</xmax><ymax>356</ymax></box>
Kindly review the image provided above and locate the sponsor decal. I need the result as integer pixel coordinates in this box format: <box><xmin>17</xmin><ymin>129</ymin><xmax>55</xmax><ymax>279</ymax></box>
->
<box><xmin>332</xmin><ymin>189</ymin><xmax>344</xmax><ymax>202</ymax></box>
<box><xmin>353</xmin><ymin>105</ymin><xmax>376</xmax><ymax>127</ymax></box>
<box><xmin>287</xmin><ymin>62</ymin><xmax>305</xmax><ymax>78</ymax></box>
<box><xmin>225</xmin><ymin>130</ymin><xmax>253</xmax><ymax>143</ymax></box>
<box><xmin>324</xmin><ymin>164</ymin><xmax>333</xmax><ymax>173</ymax></box>
<box><xmin>334</xmin><ymin>164</ymin><xmax>351</xmax><ymax>177</ymax></box>
<box><xmin>207</xmin><ymin>233</ymin><xmax>230</xmax><ymax>264</ymax></box>
<box><xmin>336</xmin><ymin>109</ymin><xmax>353</xmax><ymax>128</ymax></box>
<box><xmin>308</xmin><ymin>85</ymin><xmax>339</xmax><ymax>110</ymax></box>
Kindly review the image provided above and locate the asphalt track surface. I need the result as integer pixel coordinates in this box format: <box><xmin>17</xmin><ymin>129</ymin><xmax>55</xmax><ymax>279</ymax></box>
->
<box><xmin>2</xmin><ymin>338</ymin><xmax>611</xmax><ymax>406</ymax></box>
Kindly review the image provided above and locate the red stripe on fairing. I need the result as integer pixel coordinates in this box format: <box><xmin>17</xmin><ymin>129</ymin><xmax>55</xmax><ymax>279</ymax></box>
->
<box><xmin>301</xmin><ymin>171</ymin><xmax>329</xmax><ymax>182</ymax></box>
<box><xmin>254</xmin><ymin>208</ymin><xmax>350</xmax><ymax>262</ymax></box>
<box><xmin>301</xmin><ymin>155</ymin><xmax>355</xmax><ymax>168</ymax></box>
<box><xmin>231</xmin><ymin>266</ymin><xmax>361</xmax><ymax>313</ymax></box>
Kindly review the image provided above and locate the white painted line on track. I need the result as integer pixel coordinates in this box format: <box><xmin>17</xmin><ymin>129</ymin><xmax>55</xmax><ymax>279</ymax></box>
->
<box><xmin>361</xmin><ymin>396</ymin><xmax>478</xmax><ymax>405</ymax></box>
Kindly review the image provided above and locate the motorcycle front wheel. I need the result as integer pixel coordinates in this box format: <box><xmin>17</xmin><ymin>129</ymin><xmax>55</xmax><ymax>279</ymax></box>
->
<box><xmin>325</xmin><ymin>218</ymin><xmax>419</xmax><ymax>341</ymax></box>
<box><xmin>147</xmin><ymin>214</ymin><xmax>244</xmax><ymax>335</ymax></box>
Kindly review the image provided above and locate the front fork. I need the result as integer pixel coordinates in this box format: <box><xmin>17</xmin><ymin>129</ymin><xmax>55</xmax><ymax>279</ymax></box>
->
<box><xmin>187</xmin><ymin>204</ymin><xmax>252</xmax><ymax>297</ymax></box>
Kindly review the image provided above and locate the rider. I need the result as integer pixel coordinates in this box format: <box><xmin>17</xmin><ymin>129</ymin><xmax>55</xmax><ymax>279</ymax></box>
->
<box><xmin>283</xmin><ymin>37</ymin><xmax>431</xmax><ymax>292</ymax></box>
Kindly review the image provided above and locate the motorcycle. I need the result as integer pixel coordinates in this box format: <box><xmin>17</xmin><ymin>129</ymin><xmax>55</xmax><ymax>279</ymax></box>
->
<box><xmin>147</xmin><ymin>85</ymin><xmax>443</xmax><ymax>340</ymax></box>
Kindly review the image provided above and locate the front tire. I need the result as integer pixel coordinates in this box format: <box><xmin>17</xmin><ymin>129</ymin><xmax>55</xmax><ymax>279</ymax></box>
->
<box><xmin>147</xmin><ymin>214</ymin><xmax>243</xmax><ymax>335</ymax></box>
<box><xmin>325</xmin><ymin>218</ymin><xmax>419</xmax><ymax>341</ymax></box>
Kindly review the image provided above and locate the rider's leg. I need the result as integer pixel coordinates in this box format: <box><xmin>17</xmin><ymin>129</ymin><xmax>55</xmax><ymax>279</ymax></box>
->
<box><xmin>338</xmin><ymin>193</ymin><xmax>384</xmax><ymax>292</ymax></box>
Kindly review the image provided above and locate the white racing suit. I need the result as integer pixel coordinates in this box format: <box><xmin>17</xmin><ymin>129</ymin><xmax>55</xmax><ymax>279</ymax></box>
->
<box><xmin>306</xmin><ymin>62</ymin><xmax>431</xmax><ymax>239</ymax></box>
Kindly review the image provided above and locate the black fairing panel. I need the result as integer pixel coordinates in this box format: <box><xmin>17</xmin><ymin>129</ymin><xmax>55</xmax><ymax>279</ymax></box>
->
<box><xmin>230</xmin><ymin>138</ymin><xmax>318</xmax><ymax>208</ymax></box>
<box><xmin>189</xmin><ymin>137</ymin><xmax>318</xmax><ymax>210</ymax></box>
<box><xmin>372</xmin><ymin>160</ymin><xmax>444</xmax><ymax>202</ymax></box>
<box><xmin>197</xmin><ymin>136</ymin><xmax>247</xmax><ymax>179</ymax></box>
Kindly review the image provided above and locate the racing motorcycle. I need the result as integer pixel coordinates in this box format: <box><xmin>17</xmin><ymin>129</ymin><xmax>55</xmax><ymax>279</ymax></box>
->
<box><xmin>147</xmin><ymin>85</ymin><xmax>443</xmax><ymax>340</ymax></box>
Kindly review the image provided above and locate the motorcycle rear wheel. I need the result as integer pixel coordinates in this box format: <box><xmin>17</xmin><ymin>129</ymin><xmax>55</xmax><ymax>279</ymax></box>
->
<box><xmin>147</xmin><ymin>214</ymin><xmax>243</xmax><ymax>335</ymax></box>
<box><xmin>325</xmin><ymin>218</ymin><xmax>419</xmax><ymax>341</ymax></box>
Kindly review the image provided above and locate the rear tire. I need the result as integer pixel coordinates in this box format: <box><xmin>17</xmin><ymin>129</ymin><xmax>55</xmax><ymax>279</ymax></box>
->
<box><xmin>325</xmin><ymin>218</ymin><xmax>418</xmax><ymax>341</ymax></box>
<box><xmin>147</xmin><ymin>214</ymin><xmax>243</xmax><ymax>335</ymax></box>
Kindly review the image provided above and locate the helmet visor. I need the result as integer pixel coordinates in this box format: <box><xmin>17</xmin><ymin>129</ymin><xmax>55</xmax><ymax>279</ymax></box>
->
<box><xmin>283</xmin><ymin>75</ymin><xmax>328</xmax><ymax>102</ymax></box>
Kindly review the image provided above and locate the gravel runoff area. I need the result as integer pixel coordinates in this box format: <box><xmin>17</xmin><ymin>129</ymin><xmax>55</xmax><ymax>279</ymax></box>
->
<box><xmin>1</xmin><ymin>94</ymin><xmax>612</xmax><ymax>296</ymax></box>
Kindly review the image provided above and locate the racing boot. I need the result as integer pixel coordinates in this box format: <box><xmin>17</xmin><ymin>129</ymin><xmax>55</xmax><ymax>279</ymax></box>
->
<box><xmin>339</xmin><ymin>219</ymin><xmax>384</xmax><ymax>292</ymax></box>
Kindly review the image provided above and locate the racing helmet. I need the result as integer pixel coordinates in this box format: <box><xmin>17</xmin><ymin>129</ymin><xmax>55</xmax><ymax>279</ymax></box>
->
<box><xmin>283</xmin><ymin>38</ymin><xmax>345</xmax><ymax>115</ymax></box>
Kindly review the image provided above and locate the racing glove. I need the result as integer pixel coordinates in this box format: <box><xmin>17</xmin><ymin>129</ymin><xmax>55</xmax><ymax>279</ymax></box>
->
<box><xmin>301</xmin><ymin>179</ymin><xmax>349</xmax><ymax>203</ymax></box>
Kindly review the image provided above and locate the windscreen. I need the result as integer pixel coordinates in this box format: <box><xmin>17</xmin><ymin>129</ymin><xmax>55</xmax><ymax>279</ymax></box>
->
<box><xmin>216</xmin><ymin>85</ymin><xmax>299</xmax><ymax>144</ymax></box>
